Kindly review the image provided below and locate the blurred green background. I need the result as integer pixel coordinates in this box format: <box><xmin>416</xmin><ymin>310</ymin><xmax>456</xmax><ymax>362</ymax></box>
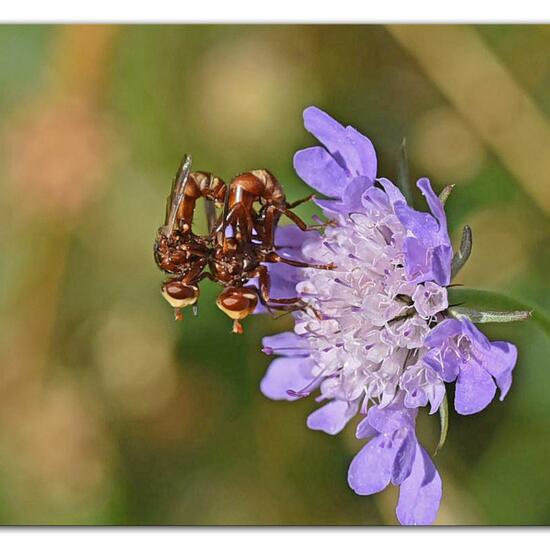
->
<box><xmin>0</xmin><ymin>24</ymin><xmax>549</xmax><ymax>525</ymax></box>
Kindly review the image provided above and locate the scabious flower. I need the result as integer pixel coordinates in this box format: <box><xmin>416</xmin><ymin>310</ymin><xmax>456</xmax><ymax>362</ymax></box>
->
<box><xmin>260</xmin><ymin>106</ymin><xmax>519</xmax><ymax>525</ymax></box>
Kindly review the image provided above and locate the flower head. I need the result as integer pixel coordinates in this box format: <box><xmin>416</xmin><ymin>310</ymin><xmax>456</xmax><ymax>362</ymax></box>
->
<box><xmin>260</xmin><ymin>107</ymin><xmax>520</xmax><ymax>525</ymax></box>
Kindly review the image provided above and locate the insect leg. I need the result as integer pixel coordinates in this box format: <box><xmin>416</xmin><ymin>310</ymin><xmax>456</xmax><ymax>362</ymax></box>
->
<box><xmin>223</xmin><ymin>202</ymin><xmax>255</xmax><ymax>243</ymax></box>
<box><xmin>258</xmin><ymin>205</ymin><xmax>280</xmax><ymax>249</ymax></box>
<box><xmin>286</xmin><ymin>194</ymin><xmax>315</xmax><ymax>209</ymax></box>
<box><xmin>196</xmin><ymin>270</ymin><xmax>215</xmax><ymax>282</ymax></box>
<box><xmin>181</xmin><ymin>259</ymin><xmax>209</xmax><ymax>284</ymax></box>
<box><xmin>253</xmin><ymin>265</ymin><xmax>305</xmax><ymax>306</ymax></box>
<box><xmin>263</xmin><ymin>252</ymin><xmax>335</xmax><ymax>271</ymax></box>
<box><xmin>280</xmin><ymin>208</ymin><xmax>333</xmax><ymax>233</ymax></box>
<box><xmin>196</xmin><ymin>171</ymin><xmax>226</xmax><ymax>234</ymax></box>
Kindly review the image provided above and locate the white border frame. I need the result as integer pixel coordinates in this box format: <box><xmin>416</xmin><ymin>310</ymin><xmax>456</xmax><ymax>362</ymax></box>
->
<box><xmin>0</xmin><ymin>1</ymin><xmax>549</xmax><ymax>23</ymax></box>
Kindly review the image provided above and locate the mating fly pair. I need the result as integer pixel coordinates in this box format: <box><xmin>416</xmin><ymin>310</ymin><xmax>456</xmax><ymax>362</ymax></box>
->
<box><xmin>154</xmin><ymin>155</ymin><xmax>334</xmax><ymax>333</ymax></box>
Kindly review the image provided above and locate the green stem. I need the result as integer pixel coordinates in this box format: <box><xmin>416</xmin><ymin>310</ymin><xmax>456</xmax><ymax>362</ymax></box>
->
<box><xmin>434</xmin><ymin>393</ymin><xmax>449</xmax><ymax>456</ymax></box>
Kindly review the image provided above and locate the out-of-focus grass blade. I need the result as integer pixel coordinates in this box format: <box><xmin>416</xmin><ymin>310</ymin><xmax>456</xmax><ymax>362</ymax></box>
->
<box><xmin>397</xmin><ymin>138</ymin><xmax>413</xmax><ymax>205</ymax></box>
<box><xmin>448</xmin><ymin>287</ymin><xmax>550</xmax><ymax>338</ymax></box>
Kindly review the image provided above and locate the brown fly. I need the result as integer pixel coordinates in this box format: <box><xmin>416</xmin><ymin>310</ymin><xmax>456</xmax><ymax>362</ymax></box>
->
<box><xmin>154</xmin><ymin>155</ymin><xmax>334</xmax><ymax>333</ymax></box>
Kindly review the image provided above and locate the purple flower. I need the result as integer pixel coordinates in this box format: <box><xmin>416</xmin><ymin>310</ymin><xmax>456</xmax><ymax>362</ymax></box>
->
<box><xmin>294</xmin><ymin>106</ymin><xmax>377</xmax><ymax>199</ymax></box>
<box><xmin>348</xmin><ymin>395</ymin><xmax>442</xmax><ymax>526</ymax></box>
<box><xmin>423</xmin><ymin>318</ymin><xmax>517</xmax><ymax>415</ymax></box>
<box><xmin>260</xmin><ymin>106</ymin><xmax>520</xmax><ymax>525</ymax></box>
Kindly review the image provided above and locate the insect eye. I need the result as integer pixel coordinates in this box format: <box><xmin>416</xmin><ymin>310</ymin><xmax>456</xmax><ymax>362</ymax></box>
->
<box><xmin>161</xmin><ymin>281</ymin><xmax>199</xmax><ymax>308</ymax></box>
<box><xmin>216</xmin><ymin>288</ymin><xmax>258</xmax><ymax>321</ymax></box>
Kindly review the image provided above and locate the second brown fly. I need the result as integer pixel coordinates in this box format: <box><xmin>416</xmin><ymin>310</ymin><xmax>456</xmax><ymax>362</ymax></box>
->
<box><xmin>154</xmin><ymin>154</ymin><xmax>334</xmax><ymax>333</ymax></box>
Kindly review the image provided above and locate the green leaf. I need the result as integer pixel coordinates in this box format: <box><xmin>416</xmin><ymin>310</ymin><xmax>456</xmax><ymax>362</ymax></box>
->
<box><xmin>447</xmin><ymin>287</ymin><xmax>550</xmax><ymax>338</ymax></box>
<box><xmin>397</xmin><ymin>138</ymin><xmax>413</xmax><ymax>205</ymax></box>
<box><xmin>434</xmin><ymin>393</ymin><xmax>449</xmax><ymax>456</ymax></box>
<box><xmin>449</xmin><ymin>307</ymin><xmax>531</xmax><ymax>324</ymax></box>
<box><xmin>450</xmin><ymin>225</ymin><xmax>473</xmax><ymax>279</ymax></box>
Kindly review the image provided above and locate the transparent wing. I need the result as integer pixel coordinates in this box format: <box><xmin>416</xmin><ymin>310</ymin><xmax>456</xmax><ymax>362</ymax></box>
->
<box><xmin>163</xmin><ymin>154</ymin><xmax>192</xmax><ymax>235</ymax></box>
<box><xmin>221</xmin><ymin>179</ymin><xmax>231</xmax><ymax>232</ymax></box>
<box><xmin>204</xmin><ymin>199</ymin><xmax>217</xmax><ymax>234</ymax></box>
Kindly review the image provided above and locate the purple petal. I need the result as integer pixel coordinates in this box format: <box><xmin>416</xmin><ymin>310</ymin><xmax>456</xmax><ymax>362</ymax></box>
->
<box><xmin>366</xmin><ymin>402</ymin><xmax>415</xmax><ymax>435</ymax></box>
<box><xmin>401</xmin><ymin>365</ymin><xmax>446</xmax><ymax>414</ymax></box>
<box><xmin>313</xmin><ymin>197</ymin><xmax>348</xmax><ymax>214</ymax></box>
<box><xmin>341</xmin><ymin>176</ymin><xmax>374</xmax><ymax>210</ymax></box>
<box><xmin>313</xmin><ymin>176</ymin><xmax>374</xmax><ymax>216</ymax></box>
<box><xmin>293</xmin><ymin>146</ymin><xmax>348</xmax><ymax>198</ymax></box>
<box><xmin>302</xmin><ymin>106</ymin><xmax>377</xmax><ymax>180</ymax></box>
<box><xmin>391</xmin><ymin>431</ymin><xmax>417</xmax><ymax>485</ymax></box>
<box><xmin>415</xmin><ymin>178</ymin><xmax>452</xmax><ymax>286</ymax></box>
<box><xmin>423</xmin><ymin>347</ymin><xmax>461</xmax><ymax>383</ymax></box>
<box><xmin>483</xmin><ymin>341</ymin><xmax>518</xmax><ymax>401</ymax></box>
<box><xmin>303</xmin><ymin>106</ymin><xmax>350</xmax><ymax>167</ymax></box>
<box><xmin>262</xmin><ymin>331</ymin><xmax>309</xmax><ymax>357</ymax></box>
<box><xmin>355</xmin><ymin>416</ymin><xmax>377</xmax><ymax>440</ymax></box>
<box><xmin>344</xmin><ymin>125</ymin><xmax>377</xmax><ymax>180</ymax></box>
<box><xmin>377</xmin><ymin>177</ymin><xmax>406</xmax><ymax>207</ymax></box>
<box><xmin>401</xmin><ymin>237</ymin><xmax>437</xmax><ymax>284</ymax></box>
<box><xmin>307</xmin><ymin>399</ymin><xmax>358</xmax><ymax>435</ymax></box>
<box><xmin>396</xmin><ymin>444</ymin><xmax>442</xmax><ymax>525</ymax></box>
<box><xmin>347</xmin><ymin>436</ymin><xmax>397</xmax><ymax>495</ymax></box>
<box><xmin>388</xmin><ymin>178</ymin><xmax>452</xmax><ymax>286</ymax></box>
<box><xmin>426</xmin><ymin>380</ymin><xmax>446</xmax><ymax>415</ymax></box>
<box><xmin>394</xmin><ymin>204</ymin><xmax>439</xmax><ymax>241</ymax></box>
<box><xmin>461</xmin><ymin>317</ymin><xmax>491</xmax><ymax>350</ymax></box>
<box><xmin>455</xmin><ymin>359</ymin><xmax>497</xmax><ymax>415</ymax></box>
<box><xmin>417</xmin><ymin>178</ymin><xmax>449</xmax><ymax>241</ymax></box>
<box><xmin>260</xmin><ymin>357</ymin><xmax>315</xmax><ymax>401</ymax></box>
<box><xmin>264</xmin><ymin>261</ymin><xmax>301</xmax><ymax>299</ymax></box>
<box><xmin>429</xmin><ymin>244</ymin><xmax>453</xmax><ymax>287</ymax></box>
<box><xmin>424</xmin><ymin>319</ymin><xmax>463</xmax><ymax>348</ymax></box>
<box><xmin>274</xmin><ymin>225</ymin><xmax>308</xmax><ymax>250</ymax></box>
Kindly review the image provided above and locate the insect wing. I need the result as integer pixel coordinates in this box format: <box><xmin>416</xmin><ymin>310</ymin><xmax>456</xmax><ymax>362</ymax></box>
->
<box><xmin>204</xmin><ymin>198</ymin><xmax>218</xmax><ymax>235</ymax></box>
<box><xmin>164</xmin><ymin>154</ymin><xmax>193</xmax><ymax>235</ymax></box>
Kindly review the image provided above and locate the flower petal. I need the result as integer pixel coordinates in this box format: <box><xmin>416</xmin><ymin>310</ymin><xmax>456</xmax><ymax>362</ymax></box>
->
<box><xmin>341</xmin><ymin>176</ymin><xmax>374</xmax><ymax>210</ymax></box>
<box><xmin>366</xmin><ymin>400</ymin><xmax>416</xmax><ymax>434</ymax></box>
<box><xmin>260</xmin><ymin>357</ymin><xmax>315</xmax><ymax>401</ymax></box>
<box><xmin>313</xmin><ymin>197</ymin><xmax>348</xmax><ymax>214</ymax></box>
<box><xmin>274</xmin><ymin>225</ymin><xmax>308</xmax><ymax>250</ymax></box>
<box><xmin>387</xmin><ymin>178</ymin><xmax>452</xmax><ymax>286</ymax></box>
<box><xmin>347</xmin><ymin>436</ymin><xmax>397</xmax><ymax>495</ymax></box>
<box><xmin>396</xmin><ymin>444</ymin><xmax>442</xmax><ymax>525</ymax></box>
<box><xmin>307</xmin><ymin>399</ymin><xmax>358</xmax><ymax>435</ymax></box>
<box><xmin>391</xmin><ymin>431</ymin><xmax>417</xmax><ymax>485</ymax></box>
<box><xmin>344</xmin><ymin>125</ymin><xmax>377</xmax><ymax>180</ymax></box>
<box><xmin>264</xmin><ymin>261</ymin><xmax>301</xmax><ymax>299</ymax></box>
<box><xmin>417</xmin><ymin>178</ymin><xmax>448</xmax><ymax>240</ymax></box>
<box><xmin>483</xmin><ymin>341</ymin><xmax>518</xmax><ymax>401</ymax></box>
<box><xmin>424</xmin><ymin>318</ymin><xmax>463</xmax><ymax>348</ymax></box>
<box><xmin>377</xmin><ymin>177</ymin><xmax>406</xmax><ymax>207</ymax></box>
<box><xmin>293</xmin><ymin>146</ymin><xmax>348</xmax><ymax>198</ymax></box>
<box><xmin>303</xmin><ymin>106</ymin><xmax>377</xmax><ymax>180</ymax></box>
<box><xmin>355</xmin><ymin>416</ymin><xmax>377</xmax><ymax>440</ymax></box>
<box><xmin>430</xmin><ymin>244</ymin><xmax>453</xmax><ymax>287</ymax></box>
<box><xmin>455</xmin><ymin>359</ymin><xmax>497</xmax><ymax>415</ymax></box>
<box><xmin>262</xmin><ymin>331</ymin><xmax>309</xmax><ymax>357</ymax></box>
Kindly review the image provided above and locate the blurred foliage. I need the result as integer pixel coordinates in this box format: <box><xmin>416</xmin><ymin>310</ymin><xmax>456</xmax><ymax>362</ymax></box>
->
<box><xmin>0</xmin><ymin>24</ymin><xmax>548</xmax><ymax>525</ymax></box>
